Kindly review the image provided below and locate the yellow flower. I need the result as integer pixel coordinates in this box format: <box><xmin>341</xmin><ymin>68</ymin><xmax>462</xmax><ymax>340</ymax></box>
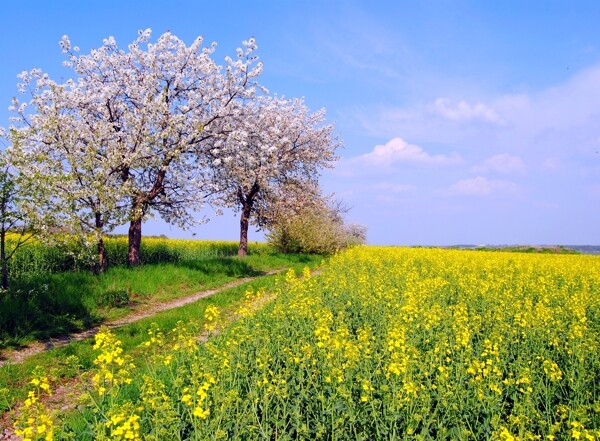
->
<box><xmin>193</xmin><ymin>406</ymin><xmax>210</xmax><ymax>419</ymax></box>
<box><xmin>498</xmin><ymin>426</ymin><xmax>517</xmax><ymax>441</ymax></box>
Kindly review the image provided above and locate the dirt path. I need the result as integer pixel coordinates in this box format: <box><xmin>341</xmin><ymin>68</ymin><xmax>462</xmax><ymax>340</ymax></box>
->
<box><xmin>0</xmin><ymin>269</ymin><xmax>285</xmax><ymax>367</ymax></box>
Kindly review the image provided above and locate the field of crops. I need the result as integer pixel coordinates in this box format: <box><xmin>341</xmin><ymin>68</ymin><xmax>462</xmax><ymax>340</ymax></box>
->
<box><xmin>4</xmin><ymin>234</ymin><xmax>272</xmax><ymax>280</ymax></box>
<box><xmin>15</xmin><ymin>247</ymin><xmax>600</xmax><ymax>440</ymax></box>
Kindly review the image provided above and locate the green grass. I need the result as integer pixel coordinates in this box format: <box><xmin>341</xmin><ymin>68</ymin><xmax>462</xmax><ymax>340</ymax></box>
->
<box><xmin>0</xmin><ymin>254</ymin><xmax>323</xmax><ymax>414</ymax></box>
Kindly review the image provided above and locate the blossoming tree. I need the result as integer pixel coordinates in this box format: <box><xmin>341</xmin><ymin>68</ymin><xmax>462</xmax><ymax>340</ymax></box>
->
<box><xmin>209</xmin><ymin>96</ymin><xmax>340</xmax><ymax>256</ymax></box>
<box><xmin>7</xmin><ymin>30</ymin><xmax>261</xmax><ymax>268</ymax></box>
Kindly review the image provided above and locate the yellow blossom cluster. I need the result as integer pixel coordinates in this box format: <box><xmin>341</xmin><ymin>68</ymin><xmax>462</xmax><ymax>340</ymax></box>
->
<box><xmin>104</xmin><ymin>408</ymin><xmax>141</xmax><ymax>440</ymax></box>
<box><xmin>203</xmin><ymin>305</ymin><xmax>221</xmax><ymax>332</ymax></box>
<box><xmin>13</xmin><ymin>413</ymin><xmax>54</xmax><ymax>441</ymax></box>
<box><xmin>92</xmin><ymin>327</ymin><xmax>134</xmax><ymax>396</ymax></box>
<box><xmin>13</xmin><ymin>369</ymin><xmax>54</xmax><ymax>441</ymax></box>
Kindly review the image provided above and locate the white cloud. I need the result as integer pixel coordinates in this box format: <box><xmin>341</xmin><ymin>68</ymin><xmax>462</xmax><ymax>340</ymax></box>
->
<box><xmin>360</xmin><ymin>137</ymin><xmax>463</xmax><ymax>166</ymax></box>
<box><xmin>334</xmin><ymin>137</ymin><xmax>463</xmax><ymax>178</ymax></box>
<box><xmin>471</xmin><ymin>154</ymin><xmax>525</xmax><ymax>174</ymax></box>
<box><xmin>430</xmin><ymin>98</ymin><xmax>505</xmax><ymax>125</ymax></box>
<box><xmin>447</xmin><ymin>176</ymin><xmax>519</xmax><ymax>196</ymax></box>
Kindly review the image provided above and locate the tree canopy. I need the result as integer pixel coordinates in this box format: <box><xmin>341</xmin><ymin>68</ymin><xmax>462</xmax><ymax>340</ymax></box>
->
<box><xmin>208</xmin><ymin>95</ymin><xmax>341</xmax><ymax>256</ymax></box>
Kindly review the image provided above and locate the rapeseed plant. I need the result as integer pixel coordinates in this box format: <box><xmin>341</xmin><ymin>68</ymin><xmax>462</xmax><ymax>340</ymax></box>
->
<box><xmin>91</xmin><ymin>327</ymin><xmax>134</xmax><ymax>397</ymax></box>
<box><xmin>13</xmin><ymin>367</ymin><xmax>54</xmax><ymax>441</ymax></box>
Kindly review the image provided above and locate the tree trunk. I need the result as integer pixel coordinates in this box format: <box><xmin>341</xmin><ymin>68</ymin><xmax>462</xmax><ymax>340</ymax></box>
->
<box><xmin>94</xmin><ymin>212</ymin><xmax>107</xmax><ymax>274</ymax></box>
<box><xmin>238</xmin><ymin>201</ymin><xmax>253</xmax><ymax>257</ymax></box>
<box><xmin>128</xmin><ymin>217</ymin><xmax>142</xmax><ymax>266</ymax></box>
<box><xmin>1</xmin><ymin>224</ymin><xmax>8</xmax><ymax>290</ymax></box>
<box><xmin>237</xmin><ymin>182</ymin><xmax>260</xmax><ymax>258</ymax></box>
<box><xmin>96</xmin><ymin>237</ymin><xmax>108</xmax><ymax>274</ymax></box>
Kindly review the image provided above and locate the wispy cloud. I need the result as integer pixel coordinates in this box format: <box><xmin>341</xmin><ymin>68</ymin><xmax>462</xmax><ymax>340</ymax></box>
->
<box><xmin>471</xmin><ymin>154</ymin><xmax>525</xmax><ymax>174</ymax></box>
<box><xmin>496</xmin><ymin>65</ymin><xmax>600</xmax><ymax>133</ymax></box>
<box><xmin>372</xmin><ymin>182</ymin><xmax>416</xmax><ymax>193</ymax></box>
<box><xmin>542</xmin><ymin>158</ymin><xmax>561</xmax><ymax>170</ymax></box>
<box><xmin>349</xmin><ymin>100</ymin><xmax>507</xmax><ymax>144</ymax></box>
<box><xmin>351</xmin><ymin>64</ymin><xmax>600</xmax><ymax>152</ymax></box>
<box><xmin>447</xmin><ymin>176</ymin><xmax>520</xmax><ymax>196</ymax></box>
<box><xmin>590</xmin><ymin>184</ymin><xmax>600</xmax><ymax>197</ymax></box>
<box><xmin>533</xmin><ymin>200</ymin><xmax>560</xmax><ymax>209</ymax></box>
<box><xmin>303</xmin><ymin>7</ymin><xmax>413</xmax><ymax>83</ymax></box>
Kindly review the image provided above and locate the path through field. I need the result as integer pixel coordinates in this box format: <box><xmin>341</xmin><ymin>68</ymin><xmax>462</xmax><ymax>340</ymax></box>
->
<box><xmin>1</xmin><ymin>268</ymin><xmax>296</xmax><ymax>440</ymax></box>
<box><xmin>0</xmin><ymin>269</ymin><xmax>285</xmax><ymax>367</ymax></box>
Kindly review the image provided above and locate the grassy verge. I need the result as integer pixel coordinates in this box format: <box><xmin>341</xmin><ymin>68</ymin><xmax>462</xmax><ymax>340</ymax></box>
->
<box><xmin>0</xmin><ymin>255</ymin><xmax>322</xmax><ymax>415</ymax></box>
<box><xmin>0</xmin><ymin>253</ymin><xmax>318</xmax><ymax>350</ymax></box>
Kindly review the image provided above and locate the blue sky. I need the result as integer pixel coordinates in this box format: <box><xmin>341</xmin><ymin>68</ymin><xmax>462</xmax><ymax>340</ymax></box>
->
<box><xmin>1</xmin><ymin>0</ymin><xmax>599</xmax><ymax>245</ymax></box>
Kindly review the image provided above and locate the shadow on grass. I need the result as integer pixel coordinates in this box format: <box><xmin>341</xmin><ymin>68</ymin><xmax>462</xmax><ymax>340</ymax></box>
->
<box><xmin>276</xmin><ymin>253</ymin><xmax>315</xmax><ymax>264</ymax></box>
<box><xmin>0</xmin><ymin>272</ymin><xmax>101</xmax><ymax>351</ymax></box>
<box><xmin>179</xmin><ymin>256</ymin><xmax>264</xmax><ymax>277</ymax></box>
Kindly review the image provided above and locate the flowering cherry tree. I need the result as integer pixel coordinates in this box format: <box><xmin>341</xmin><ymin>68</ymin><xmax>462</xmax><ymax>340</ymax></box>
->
<box><xmin>210</xmin><ymin>96</ymin><xmax>341</xmax><ymax>256</ymax></box>
<box><xmin>6</xmin><ymin>30</ymin><xmax>261</xmax><ymax>267</ymax></box>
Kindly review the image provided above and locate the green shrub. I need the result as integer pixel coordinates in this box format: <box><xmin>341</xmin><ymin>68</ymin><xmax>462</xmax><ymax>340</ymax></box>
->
<box><xmin>266</xmin><ymin>206</ymin><xmax>367</xmax><ymax>254</ymax></box>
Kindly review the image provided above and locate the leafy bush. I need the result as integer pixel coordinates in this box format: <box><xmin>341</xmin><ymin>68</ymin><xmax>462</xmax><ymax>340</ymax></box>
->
<box><xmin>266</xmin><ymin>203</ymin><xmax>367</xmax><ymax>254</ymax></box>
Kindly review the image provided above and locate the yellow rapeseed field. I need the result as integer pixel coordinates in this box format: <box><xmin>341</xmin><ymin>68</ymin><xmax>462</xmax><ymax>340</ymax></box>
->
<box><xmin>15</xmin><ymin>247</ymin><xmax>600</xmax><ymax>440</ymax></box>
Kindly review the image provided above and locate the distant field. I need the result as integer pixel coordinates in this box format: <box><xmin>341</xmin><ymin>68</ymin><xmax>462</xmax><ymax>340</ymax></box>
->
<box><xmin>450</xmin><ymin>244</ymin><xmax>600</xmax><ymax>255</ymax></box>
<box><xmin>564</xmin><ymin>245</ymin><xmax>600</xmax><ymax>255</ymax></box>
<box><xmin>4</xmin><ymin>234</ymin><xmax>272</xmax><ymax>280</ymax></box>
<box><xmin>16</xmin><ymin>246</ymin><xmax>599</xmax><ymax>439</ymax></box>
